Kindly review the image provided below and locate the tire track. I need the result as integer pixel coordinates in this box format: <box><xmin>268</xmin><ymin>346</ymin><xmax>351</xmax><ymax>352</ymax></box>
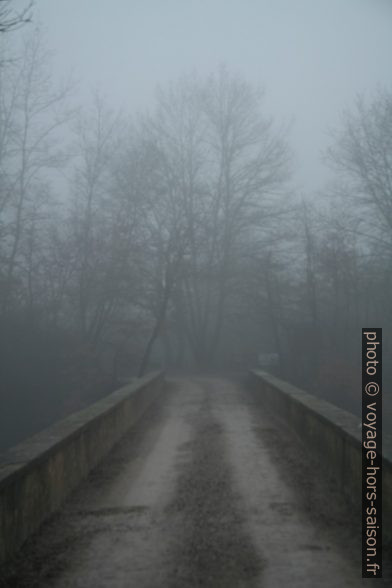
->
<box><xmin>166</xmin><ymin>387</ymin><xmax>263</xmax><ymax>588</ymax></box>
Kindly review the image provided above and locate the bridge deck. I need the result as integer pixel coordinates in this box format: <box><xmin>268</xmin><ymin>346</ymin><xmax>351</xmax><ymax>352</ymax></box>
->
<box><xmin>1</xmin><ymin>377</ymin><xmax>389</xmax><ymax>586</ymax></box>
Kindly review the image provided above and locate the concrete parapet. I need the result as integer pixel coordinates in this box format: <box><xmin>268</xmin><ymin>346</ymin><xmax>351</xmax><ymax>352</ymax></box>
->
<box><xmin>0</xmin><ymin>371</ymin><xmax>164</xmax><ymax>564</ymax></box>
<box><xmin>250</xmin><ymin>370</ymin><xmax>391</xmax><ymax>545</ymax></box>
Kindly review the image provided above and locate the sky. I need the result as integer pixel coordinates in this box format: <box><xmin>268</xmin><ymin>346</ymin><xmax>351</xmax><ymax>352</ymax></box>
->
<box><xmin>23</xmin><ymin>0</ymin><xmax>392</xmax><ymax>192</ymax></box>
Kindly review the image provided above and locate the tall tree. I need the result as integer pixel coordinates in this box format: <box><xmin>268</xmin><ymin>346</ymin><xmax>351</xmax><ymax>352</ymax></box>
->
<box><xmin>0</xmin><ymin>28</ymin><xmax>72</xmax><ymax>315</ymax></box>
<box><xmin>136</xmin><ymin>68</ymin><xmax>292</xmax><ymax>370</ymax></box>
<box><xmin>326</xmin><ymin>89</ymin><xmax>392</xmax><ymax>246</ymax></box>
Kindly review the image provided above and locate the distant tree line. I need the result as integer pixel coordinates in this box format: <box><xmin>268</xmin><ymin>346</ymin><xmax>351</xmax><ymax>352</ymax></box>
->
<box><xmin>0</xmin><ymin>27</ymin><xmax>390</xmax><ymax>448</ymax></box>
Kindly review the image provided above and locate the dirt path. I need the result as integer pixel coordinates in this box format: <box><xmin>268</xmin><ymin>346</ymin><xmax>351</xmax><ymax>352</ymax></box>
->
<box><xmin>1</xmin><ymin>377</ymin><xmax>390</xmax><ymax>587</ymax></box>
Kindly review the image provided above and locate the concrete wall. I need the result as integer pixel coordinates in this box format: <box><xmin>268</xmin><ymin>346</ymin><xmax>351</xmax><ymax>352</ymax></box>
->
<box><xmin>250</xmin><ymin>370</ymin><xmax>392</xmax><ymax>545</ymax></box>
<box><xmin>0</xmin><ymin>371</ymin><xmax>164</xmax><ymax>564</ymax></box>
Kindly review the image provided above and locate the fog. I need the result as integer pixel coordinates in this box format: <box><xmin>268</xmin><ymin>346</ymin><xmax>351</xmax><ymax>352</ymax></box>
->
<box><xmin>37</xmin><ymin>0</ymin><xmax>392</xmax><ymax>192</ymax></box>
<box><xmin>1</xmin><ymin>2</ymin><xmax>392</xmax><ymax>584</ymax></box>
<box><xmin>0</xmin><ymin>0</ymin><xmax>391</xmax><ymax>451</ymax></box>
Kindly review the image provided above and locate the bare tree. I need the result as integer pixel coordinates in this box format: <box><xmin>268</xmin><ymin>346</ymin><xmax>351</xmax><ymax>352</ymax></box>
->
<box><xmin>326</xmin><ymin>89</ymin><xmax>392</xmax><ymax>244</ymax></box>
<box><xmin>134</xmin><ymin>69</ymin><xmax>292</xmax><ymax>370</ymax></box>
<box><xmin>68</xmin><ymin>93</ymin><xmax>124</xmax><ymax>344</ymax></box>
<box><xmin>197</xmin><ymin>68</ymin><xmax>291</xmax><ymax>365</ymax></box>
<box><xmin>323</xmin><ymin>89</ymin><xmax>392</xmax><ymax>404</ymax></box>
<box><xmin>0</xmin><ymin>28</ymin><xmax>72</xmax><ymax>315</ymax></box>
<box><xmin>0</xmin><ymin>1</ymin><xmax>33</xmax><ymax>33</ymax></box>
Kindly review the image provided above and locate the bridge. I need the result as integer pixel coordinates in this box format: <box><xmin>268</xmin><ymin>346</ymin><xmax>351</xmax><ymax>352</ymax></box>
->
<box><xmin>0</xmin><ymin>371</ymin><xmax>391</xmax><ymax>586</ymax></box>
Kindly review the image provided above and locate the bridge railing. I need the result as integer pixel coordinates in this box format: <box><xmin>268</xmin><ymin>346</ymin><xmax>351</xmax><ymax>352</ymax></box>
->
<box><xmin>250</xmin><ymin>369</ymin><xmax>392</xmax><ymax>545</ymax></box>
<box><xmin>0</xmin><ymin>371</ymin><xmax>164</xmax><ymax>564</ymax></box>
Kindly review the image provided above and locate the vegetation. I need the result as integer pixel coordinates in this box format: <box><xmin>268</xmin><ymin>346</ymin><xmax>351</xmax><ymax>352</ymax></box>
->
<box><xmin>0</xmin><ymin>28</ymin><xmax>391</xmax><ymax>448</ymax></box>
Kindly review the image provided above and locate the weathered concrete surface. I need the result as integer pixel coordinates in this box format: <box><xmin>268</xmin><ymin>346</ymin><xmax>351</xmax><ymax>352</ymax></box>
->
<box><xmin>0</xmin><ymin>371</ymin><xmax>164</xmax><ymax>565</ymax></box>
<box><xmin>250</xmin><ymin>370</ymin><xmax>392</xmax><ymax>547</ymax></box>
<box><xmin>1</xmin><ymin>376</ymin><xmax>390</xmax><ymax>587</ymax></box>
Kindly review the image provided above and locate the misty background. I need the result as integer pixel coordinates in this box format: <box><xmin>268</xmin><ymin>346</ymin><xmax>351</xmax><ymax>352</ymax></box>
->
<box><xmin>1</xmin><ymin>0</ymin><xmax>391</xmax><ymax>449</ymax></box>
